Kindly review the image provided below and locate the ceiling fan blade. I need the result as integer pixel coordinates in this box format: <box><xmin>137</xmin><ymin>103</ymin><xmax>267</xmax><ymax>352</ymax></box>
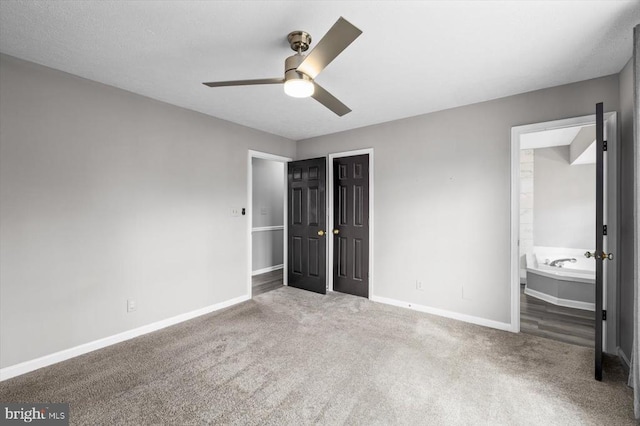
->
<box><xmin>311</xmin><ymin>83</ymin><xmax>351</xmax><ymax>116</ymax></box>
<box><xmin>203</xmin><ymin>78</ymin><xmax>283</xmax><ymax>87</ymax></box>
<box><xmin>296</xmin><ymin>17</ymin><xmax>362</xmax><ymax>79</ymax></box>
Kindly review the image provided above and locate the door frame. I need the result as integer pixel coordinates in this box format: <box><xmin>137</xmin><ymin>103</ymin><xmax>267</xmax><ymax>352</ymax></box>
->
<box><xmin>327</xmin><ymin>148</ymin><xmax>375</xmax><ymax>297</ymax></box>
<box><xmin>247</xmin><ymin>150</ymin><xmax>292</xmax><ymax>298</ymax></box>
<box><xmin>509</xmin><ymin>112</ymin><xmax>618</xmax><ymax>354</ymax></box>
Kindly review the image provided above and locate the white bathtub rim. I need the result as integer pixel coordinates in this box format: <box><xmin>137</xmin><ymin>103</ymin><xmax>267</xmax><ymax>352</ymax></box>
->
<box><xmin>529</xmin><ymin>246</ymin><xmax>595</xmax><ymax>274</ymax></box>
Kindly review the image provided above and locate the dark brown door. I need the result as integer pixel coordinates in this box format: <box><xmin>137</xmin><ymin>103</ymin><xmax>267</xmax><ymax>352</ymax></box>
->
<box><xmin>288</xmin><ymin>158</ymin><xmax>327</xmax><ymax>294</ymax></box>
<box><xmin>593</xmin><ymin>102</ymin><xmax>605</xmax><ymax>381</ymax></box>
<box><xmin>333</xmin><ymin>154</ymin><xmax>369</xmax><ymax>298</ymax></box>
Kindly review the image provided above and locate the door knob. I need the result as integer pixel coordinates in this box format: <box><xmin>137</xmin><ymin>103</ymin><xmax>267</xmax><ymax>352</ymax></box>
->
<box><xmin>333</xmin><ymin>229</ymin><xmax>340</xmax><ymax>235</ymax></box>
<box><xmin>317</xmin><ymin>230</ymin><xmax>325</xmax><ymax>236</ymax></box>
<box><xmin>585</xmin><ymin>251</ymin><xmax>614</xmax><ymax>260</ymax></box>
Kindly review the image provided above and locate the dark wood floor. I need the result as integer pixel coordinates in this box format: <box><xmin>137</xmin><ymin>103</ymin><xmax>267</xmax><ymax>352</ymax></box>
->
<box><xmin>520</xmin><ymin>284</ymin><xmax>595</xmax><ymax>348</ymax></box>
<box><xmin>252</xmin><ymin>269</ymin><xmax>283</xmax><ymax>297</ymax></box>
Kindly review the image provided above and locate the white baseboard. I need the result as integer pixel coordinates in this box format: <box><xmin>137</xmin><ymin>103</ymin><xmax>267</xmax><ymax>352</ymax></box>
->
<box><xmin>0</xmin><ymin>294</ymin><xmax>250</xmax><ymax>382</ymax></box>
<box><xmin>617</xmin><ymin>347</ymin><xmax>631</xmax><ymax>370</ymax></box>
<box><xmin>524</xmin><ymin>287</ymin><xmax>595</xmax><ymax>311</ymax></box>
<box><xmin>251</xmin><ymin>264</ymin><xmax>284</xmax><ymax>276</ymax></box>
<box><xmin>370</xmin><ymin>295</ymin><xmax>512</xmax><ymax>332</ymax></box>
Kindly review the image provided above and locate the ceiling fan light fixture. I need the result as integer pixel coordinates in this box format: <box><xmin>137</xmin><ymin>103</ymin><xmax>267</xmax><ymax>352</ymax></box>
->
<box><xmin>203</xmin><ymin>17</ymin><xmax>362</xmax><ymax>115</ymax></box>
<box><xmin>284</xmin><ymin>75</ymin><xmax>314</xmax><ymax>98</ymax></box>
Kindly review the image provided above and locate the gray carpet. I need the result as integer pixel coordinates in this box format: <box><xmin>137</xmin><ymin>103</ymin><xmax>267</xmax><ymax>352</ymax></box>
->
<box><xmin>0</xmin><ymin>286</ymin><xmax>634</xmax><ymax>425</ymax></box>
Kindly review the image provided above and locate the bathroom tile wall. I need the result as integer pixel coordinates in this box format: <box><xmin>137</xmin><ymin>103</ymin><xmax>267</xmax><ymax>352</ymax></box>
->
<box><xmin>519</xmin><ymin>149</ymin><xmax>534</xmax><ymax>281</ymax></box>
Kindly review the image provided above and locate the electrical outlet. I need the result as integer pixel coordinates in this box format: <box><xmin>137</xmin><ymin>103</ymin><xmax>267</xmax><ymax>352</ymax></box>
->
<box><xmin>230</xmin><ymin>207</ymin><xmax>240</xmax><ymax>217</ymax></box>
<box><xmin>416</xmin><ymin>280</ymin><xmax>424</xmax><ymax>291</ymax></box>
<box><xmin>127</xmin><ymin>299</ymin><xmax>137</xmax><ymax>312</ymax></box>
<box><xmin>260</xmin><ymin>207</ymin><xmax>268</xmax><ymax>215</ymax></box>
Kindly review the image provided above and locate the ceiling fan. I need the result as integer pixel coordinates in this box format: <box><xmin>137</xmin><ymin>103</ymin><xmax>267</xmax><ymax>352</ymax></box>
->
<box><xmin>203</xmin><ymin>17</ymin><xmax>362</xmax><ymax>117</ymax></box>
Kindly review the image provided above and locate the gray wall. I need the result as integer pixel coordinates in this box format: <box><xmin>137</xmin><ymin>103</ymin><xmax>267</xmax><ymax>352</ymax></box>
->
<box><xmin>297</xmin><ymin>75</ymin><xmax>619</xmax><ymax>324</ymax></box>
<box><xmin>252</xmin><ymin>230</ymin><xmax>284</xmax><ymax>272</ymax></box>
<box><xmin>0</xmin><ymin>54</ymin><xmax>296</xmax><ymax>368</ymax></box>
<box><xmin>251</xmin><ymin>158</ymin><xmax>284</xmax><ymax>272</ymax></box>
<box><xmin>533</xmin><ymin>146</ymin><xmax>595</xmax><ymax>249</ymax></box>
<box><xmin>618</xmin><ymin>57</ymin><xmax>634</xmax><ymax>361</ymax></box>
<box><xmin>252</xmin><ymin>158</ymin><xmax>284</xmax><ymax>228</ymax></box>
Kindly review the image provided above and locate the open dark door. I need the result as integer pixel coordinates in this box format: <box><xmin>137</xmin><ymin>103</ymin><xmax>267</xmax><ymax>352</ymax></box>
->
<box><xmin>589</xmin><ymin>102</ymin><xmax>608</xmax><ymax>381</ymax></box>
<box><xmin>333</xmin><ymin>155</ymin><xmax>369</xmax><ymax>298</ymax></box>
<box><xmin>287</xmin><ymin>158</ymin><xmax>327</xmax><ymax>294</ymax></box>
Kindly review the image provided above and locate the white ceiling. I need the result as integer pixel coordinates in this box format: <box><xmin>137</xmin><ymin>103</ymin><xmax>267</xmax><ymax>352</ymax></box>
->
<box><xmin>520</xmin><ymin>126</ymin><xmax>584</xmax><ymax>150</ymax></box>
<box><xmin>572</xmin><ymin>141</ymin><xmax>597</xmax><ymax>165</ymax></box>
<box><xmin>521</xmin><ymin>124</ymin><xmax>596</xmax><ymax>164</ymax></box>
<box><xmin>0</xmin><ymin>1</ymin><xmax>638</xmax><ymax>141</ymax></box>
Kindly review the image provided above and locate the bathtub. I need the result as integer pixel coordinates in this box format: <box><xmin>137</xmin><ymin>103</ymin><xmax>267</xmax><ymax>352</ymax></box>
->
<box><xmin>525</xmin><ymin>246</ymin><xmax>595</xmax><ymax>311</ymax></box>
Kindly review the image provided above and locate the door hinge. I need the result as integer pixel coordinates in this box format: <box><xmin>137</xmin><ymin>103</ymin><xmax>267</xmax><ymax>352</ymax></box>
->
<box><xmin>603</xmin><ymin>140</ymin><xmax>608</xmax><ymax>151</ymax></box>
<box><xmin>602</xmin><ymin>310</ymin><xmax>607</xmax><ymax>321</ymax></box>
<box><xmin>603</xmin><ymin>225</ymin><xmax>607</xmax><ymax>235</ymax></box>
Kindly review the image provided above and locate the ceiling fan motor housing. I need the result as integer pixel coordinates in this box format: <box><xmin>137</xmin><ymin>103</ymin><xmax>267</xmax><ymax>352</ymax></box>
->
<box><xmin>284</xmin><ymin>54</ymin><xmax>312</xmax><ymax>83</ymax></box>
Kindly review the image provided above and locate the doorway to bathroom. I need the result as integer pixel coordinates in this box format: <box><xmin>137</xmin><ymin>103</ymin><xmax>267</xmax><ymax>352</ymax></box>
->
<box><xmin>510</xmin><ymin>111</ymin><xmax>619</xmax><ymax>354</ymax></box>
<box><xmin>518</xmin><ymin>123</ymin><xmax>596</xmax><ymax>347</ymax></box>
